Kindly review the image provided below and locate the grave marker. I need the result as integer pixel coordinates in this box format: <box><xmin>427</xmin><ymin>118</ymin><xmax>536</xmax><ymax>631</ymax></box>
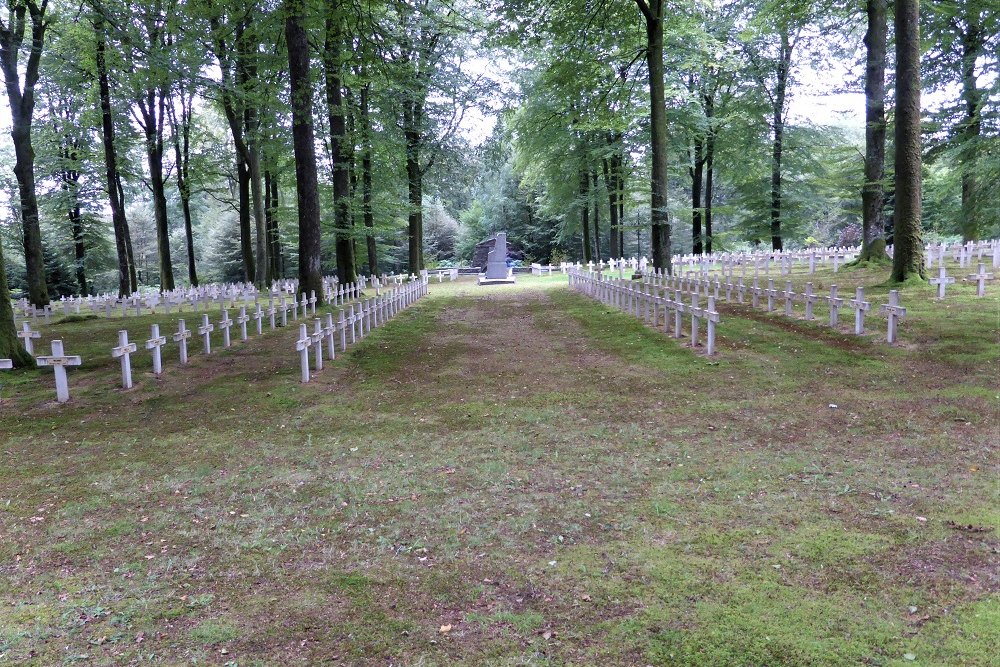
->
<box><xmin>146</xmin><ymin>324</ymin><xmax>167</xmax><ymax>375</ymax></box>
<box><xmin>111</xmin><ymin>330</ymin><xmax>138</xmax><ymax>389</ymax></box>
<box><xmin>174</xmin><ymin>319</ymin><xmax>192</xmax><ymax>363</ymax></box>
<box><xmin>929</xmin><ymin>265</ymin><xmax>955</xmax><ymax>299</ymax></box>
<box><xmin>36</xmin><ymin>340</ymin><xmax>82</xmax><ymax>402</ymax></box>
<box><xmin>878</xmin><ymin>290</ymin><xmax>907</xmax><ymax>344</ymax></box>
<box><xmin>17</xmin><ymin>322</ymin><xmax>40</xmax><ymax>356</ymax></box>
<box><xmin>198</xmin><ymin>314</ymin><xmax>214</xmax><ymax>354</ymax></box>
<box><xmin>966</xmin><ymin>263</ymin><xmax>994</xmax><ymax>297</ymax></box>
<box><xmin>296</xmin><ymin>323</ymin><xmax>312</xmax><ymax>383</ymax></box>
<box><xmin>849</xmin><ymin>287</ymin><xmax>871</xmax><ymax>335</ymax></box>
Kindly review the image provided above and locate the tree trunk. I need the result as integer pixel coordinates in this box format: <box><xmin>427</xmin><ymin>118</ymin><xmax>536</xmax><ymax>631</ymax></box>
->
<box><xmin>324</xmin><ymin>4</ymin><xmax>358</xmax><ymax>284</ymax></box>
<box><xmin>360</xmin><ymin>85</ymin><xmax>377</xmax><ymax>275</ymax></box>
<box><xmin>285</xmin><ymin>0</ymin><xmax>324</xmax><ymax>302</ymax></box>
<box><xmin>0</xmin><ymin>238</ymin><xmax>33</xmax><ymax>367</ymax></box>
<box><xmin>145</xmin><ymin>119</ymin><xmax>175</xmax><ymax>292</ymax></box>
<box><xmin>638</xmin><ymin>0</ymin><xmax>671</xmax><ymax>272</ymax></box>
<box><xmin>603</xmin><ymin>155</ymin><xmax>619</xmax><ymax>259</ymax></box>
<box><xmin>770</xmin><ymin>28</ymin><xmax>791</xmax><ymax>252</ymax></box>
<box><xmin>67</xmin><ymin>178</ymin><xmax>87</xmax><ymax>294</ymax></box>
<box><xmin>691</xmin><ymin>135</ymin><xmax>704</xmax><ymax>254</ymax></box>
<box><xmin>403</xmin><ymin>99</ymin><xmax>424</xmax><ymax>272</ymax></box>
<box><xmin>890</xmin><ymin>0</ymin><xmax>926</xmax><ymax>282</ymax></box>
<box><xmin>859</xmin><ymin>0</ymin><xmax>888</xmax><ymax>262</ymax></box>
<box><xmin>704</xmin><ymin>131</ymin><xmax>715</xmax><ymax>255</ymax></box>
<box><xmin>591</xmin><ymin>169</ymin><xmax>601</xmax><ymax>260</ymax></box>
<box><xmin>170</xmin><ymin>90</ymin><xmax>198</xmax><ymax>286</ymax></box>
<box><xmin>579</xmin><ymin>168</ymin><xmax>592</xmax><ymax>263</ymax></box>
<box><xmin>959</xmin><ymin>8</ymin><xmax>983</xmax><ymax>243</ymax></box>
<box><xmin>237</xmin><ymin>158</ymin><xmax>255</xmax><ymax>283</ymax></box>
<box><xmin>0</xmin><ymin>2</ymin><xmax>49</xmax><ymax>306</ymax></box>
<box><xmin>264</xmin><ymin>169</ymin><xmax>282</xmax><ymax>279</ymax></box>
<box><xmin>94</xmin><ymin>17</ymin><xmax>136</xmax><ymax>297</ymax></box>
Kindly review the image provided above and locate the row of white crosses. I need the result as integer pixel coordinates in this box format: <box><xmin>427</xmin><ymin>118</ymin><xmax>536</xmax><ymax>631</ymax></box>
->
<box><xmin>568</xmin><ymin>269</ymin><xmax>722</xmax><ymax>355</ymax></box>
<box><xmin>927</xmin><ymin>263</ymin><xmax>995</xmax><ymax>299</ymax></box>
<box><xmin>631</xmin><ymin>271</ymin><xmax>908</xmax><ymax>344</ymax></box>
<box><xmin>296</xmin><ymin>277</ymin><xmax>429</xmax><ymax>383</ymax></box>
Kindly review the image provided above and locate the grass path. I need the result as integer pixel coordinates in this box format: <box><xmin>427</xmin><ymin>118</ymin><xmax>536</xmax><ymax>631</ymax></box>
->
<box><xmin>1</xmin><ymin>275</ymin><xmax>997</xmax><ymax>665</ymax></box>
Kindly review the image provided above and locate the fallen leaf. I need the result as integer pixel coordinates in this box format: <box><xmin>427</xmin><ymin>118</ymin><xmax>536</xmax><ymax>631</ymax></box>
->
<box><xmin>439</xmin><ymin>624</ymin><xmax>452</xmax><ymax>634</ymax></box>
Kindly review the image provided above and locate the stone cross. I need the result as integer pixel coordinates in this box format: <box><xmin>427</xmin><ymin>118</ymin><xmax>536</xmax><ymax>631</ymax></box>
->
<box><xmin>323</xmin><ymin>313</ymin><xmax>336</xmax><ymax>360</ymax></box>
<box><xmin>254</xmin><ymin>303</ymin><xmax>264</xmax><ymax>335</ymax></box>
<box><xmin>673</xmin><ymin>290</ymin><xmax>685</xmax><ymax>339</ymax></box>
<box><xmin>311</xmin><ymin>319</ymin><xmax>325</xmax><ymax>371</ymax></box>
<box><xmin>801</xmin><ymin>282</ymin><xmax>818</xmax><ymax>320</ymax></box>
<box><xmin>750</xmin><ymin>278</ymin><xmax>761</xmax><ymax>308</ymax></box>
<box><xmin>966</xmin><ymin>263</ymin><xmax>994</xmax><ymax>297</ymax></box>
<box><xmin>765</xmin><ymin>279</ymin><xmax>778</xmax><ymax>312</ymax></box>
<box><xmin>237</xmin><ymin>306</ymin><xmax>250</xmax><ymax>341</ymax></box>
<box><xmin>281</xmin><ymin>296</ymin><xmax>289</xmax><ymax>326</ymax></box>
<box><xmin>300</xmin><ymin>294</ymin><xmax>309</xmax><ymax>320</ymax></box>
<box><xmin>783</xmin><ymin>281</ymin><xmax>796</xmax><ymax>316</ymax></box>
<box><xmin>689</xmin><ymin>294</ymin><xmax>703</xmax><ymax>348</ymax></box>
<box><xmin>198</xmin><ymin>314</ymin><xmax>214</xmax><ymax>354</ymax></box>
<box><xmin>146</xmin><ymin>324</ymin><xmax>167</xmax><ymax>375</ymax></box>
<box><xmin>338</xmin><ymin>310</ymin><xmax>348</xmax><ymax>351</ymax></box>
<box><xmin>849</xmin><ymin>287</ymin><xmax>870</xmax><ymax>335</ymax></box>
<box><xmin>219</xmin><ymin>310</ymin><xmax>234</xmax><ymax>347</ymax></box>
<box><xmin>36</xmin><ymin>340</ymin><xmax>82</xmax><ymax>402</ymax></box>
<box><xmin>827</xmin><ymin>285</ymin><xmax>843</xmax><ymax>327</ymax></box>
<box><xmin>704</xmin><ymin>296</ymin><xmax>720</xmax><ymax>356</ymax></box>
<box><xmin>17</xmin><ymin>322</ymin><xmax>40</xmax><ymax>356</ymax></box>
<box><xmin>174</xmin><ymin>319</ymin><xmax>192</xmax><ymax>363</ymax></box>
<box><xmin>267</xmin><ymin>299</ymin><xmax>277</xmax><ymax>330</ymax></box>
<box><xmin>0</xmin><ymin>359</ymin><xmax>11</xmax><ymax>370</ymax></box>
<box><xmin>348</xmin><ymin>305</ymin><xmax>358</xmax><ymax>344</ymax></box>
<box><xmin>929</xmin><ymin>265</ymin><xmax>955</xmax><ymax>299</ymax></box>
<box><xmin>879</xmin><ymin>290</ymin><xmax>907</xmax><ymax>344</ymax></box>
<box><xmin>309</xmin><ymin>291</ymin><xmax>318</xmax><ymax>315</ymax></box>
<box><xmin>296</xmin><ymin>323</ymin><xmax>312</xmax><ymax>383</ymax></box>
<box><xmin>111</xmin><ymin>330</ymin><xmax>138</xmax><ymax>389</ymax></box>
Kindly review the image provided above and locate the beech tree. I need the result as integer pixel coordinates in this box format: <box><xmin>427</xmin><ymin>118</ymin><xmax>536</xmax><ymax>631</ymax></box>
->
<box><xmin>0</xmin><ymin>0</ymin><xmax>51</xmax><ymax>306</ymax></box>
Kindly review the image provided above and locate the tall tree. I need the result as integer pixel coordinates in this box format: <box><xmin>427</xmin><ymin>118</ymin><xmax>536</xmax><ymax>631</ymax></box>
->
<box><xmin>92</xmin><ymin>10</ymin><xmax>137</xmax><ymax>296</ymax></box>
<box><xmin>284</xmin><ymin>0</ymin><xmax>323</xmax><ymax>302</ymax></box>
<box><xmin>323</xmin><ymin>0</ymin><xmax>357</xmax><ymax>284</ymax></box>
<box><xmin>0</xmin><ymin>0</ymin><xmax>51</xmax><ymax>305</ymax></box>
<box><xmin>857</xmin><ymin>0</ymin><xmax>888</xmax><ymax>262</ymax></box>
<box><xmin>167</xmin><ymin>79</ymin><xmax>198</xmax><ymax>286</ymax></box>
<box><xmin>891</xmin><ymin>0</ymin><xmax>926</xmax><ymax>282</ymax></box>
<box><xmin>635</xmin><ymin>0</ymin><xmax>671</xmax><ymax>272</ymax></box>
<box><xmin>0</xmin><ymin>239</ymin><xmax>33</xmax><ymax>366</ymax></box>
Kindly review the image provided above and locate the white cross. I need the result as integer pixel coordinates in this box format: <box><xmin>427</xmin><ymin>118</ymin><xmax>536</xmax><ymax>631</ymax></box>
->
<box><xmin>348</xmin><ymin>305</ymin><xmax>358</xmax><ymax>344</ymax></box>
<box><xmin>878</xmin><ymin>290</ymin><xmax>907</xmax><ymax>344</ymax></box>
<box><xmin>0</xmin><ymin>359</ymin><xmax>12</xmax><ymax>370</ymax></box>
<box><xmin>254</xmin><ymin>303</ymin><xmax>264</xmax><ymax>335</ymax></box>
<box><xmin>765</xmin><ymin>279</ymin><xmax>778</xmax><ymax>312</ymax></box>
<box><xmin>146</xmin><ymin>324</ymin><xmax>167</xmax><ymax>375</ymax></box>
<box><xmin>108</xmin><ymin>330</ymin><xmax>137</xmax><ymax>389</ymax></box>
<box><xmin>36</xmin><ymin>340</ymin><xmax>82</xmax><ymax>402</ymax></box>
<box><xmin>16</xmin><ymin>321</ymin><xmax>40</xmax><ymax>356</ymax></box>
<box><xmin>802</xmin><ymin>282</ymin><xmax>818</xmax><ymax>320</ymax></box>
<box><xmin>219</xmin><ymin>310</ymin><xmax>234</xmax><ymax>347</ymax></box>
<box><xmin>929</xmin><ymin>265</ymin><xmax>955</xmax><ymax>299</ymax></box>
<box><xmin>296</xmin><ymin>323</ymin><xmax>312</xmax><ymax>383</ymax></box>
<box><xmin>173</xmin><ymin>319</ymin><xmax>192</xmax><ymax>364</ymax></box>
<box><xmin>689</xmin><ymin>294</ymin><xmax>704</xmax><ymax>348</ymax></box>
<box><xmin>704</xmin><ymin>296</ymin><xmax>721</xmax><ymax>356</ymax></box>
<box><xmin>827</xmin><ymin>285</ymin><xmax>843</xmax><ymax>327</ymax></box>
<box><xmin>338</xmin><ymin>310</ymin><xmax>348</xmax><ymax>351</ymax></box>
<box><xmin>237</xmin><ymin>306</ymin><xmax>250</xmax><ymax>341</ymax></box>
<box><xmin>300</xmin><ymin>294</ymin><xmax>309</xmax><ymax>319</ymax></box>
<box><xmin>309</xmin><ymin>290</ymin><xmax>318</xmax><ymax>315</ymax></box>
<box><xmin>849</xmin><ymin>287</ymin><xmax>870</xmax><ymax>335</ymax></box>
<box><xmin>783</xmin><ymin>281</ymin><xmax>796</xmax><ymax>316</ymax></box>
<box><xmin>966</xmin><ymin>263</ymin><xmax>994</xmax><ymax>297</ymax></box>
<box><xmin>198</xmin><ymin>314</ymin><xmax>214</xmax><ymax>354</ymax></box>
<box><xmin>323</xmin><ymin>313</ymin><xmax>336</xmax><ymax>360</ymax></box>
<box><xmin>311</xmin><ymin>319</ymin><xmax>325</xmax><ymax>371</ymax></box>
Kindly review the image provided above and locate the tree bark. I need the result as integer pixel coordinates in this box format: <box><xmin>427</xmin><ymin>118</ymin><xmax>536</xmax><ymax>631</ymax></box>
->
<box><xmin>891</xmin><ymin>0</ymin><xmax>926</xmax><ymax>282</ymax></box>
<box><xmin>285</xmin><ymin>0</ymin><xmax>324</xmax><ymax>302</ymax></box>
<box><xmin>636</xmin><ymin>0</ymin><xmax>671</xmax><ymax>272</ymax></box>
<box><xmin>769</xmin><ymin>28</ymin><xmax>791</xmax><ymax>251</ymax></box>
<box><xmin>94</xmin><ymin>15</ymin><xmax>137</xmax><ymax>296</ymax></box>
<box><xmin>0</xmin><ymin>0</ymin><xmax>50</xmax><ymax>305</ymax></box>
<box><xmin>579</xmin><ymin>168</ymin><xmax>592</xmax><ymax>263</ymax></box>
<box><xmin>237</xmin><ymin>158</ymin><xmax>254</xmax><ymax>283</ymax></box>
<box><xmin>264</xmin><ymin>169</ymin><xmax>282</xmax><ymax>279</ymax></box>
<box><xmin>64</xmin><ymin>165</ymin><xmax>87</xmax><ymax>294</ymax></box>
<box><xmin>691</xmin><ymin>134</ymin><xmax>704</xmax><ymax>254</ymax></box>
<box><xmin>591</xmin><ymin>169</ymin><xmax>601</xmax><ymax>260</ymax></box>
<box><xmin>0</xmin><ymin>239</ymin><xmax>33</xmax><ymax>366</ymax></box>
<box><xmin>360</xmin><ymin>84</ymin><xmax>377</xmax><ymax>275</ymax></box>
<box><xmin>859</xmin><ymin>0</ymin><xmax>888</xmax><ymax>261</ymax></box>
<box><xmin>142</xmin><ymin>98</ymin><xmax>175</xmax><ymax>292</ymax></box>
<box><xmin>603</xmin><ymin>155</ymin><xmax>619</xmax><ymax>259</ymax></box>
<box><xmin>324</xmin><ymin>3</ymin><xmax>358</xmax><ymax>284</ymax></box>
<box><xmin>169</xmin><ymin>86</ymin><xmax>198</xmax><ymax>286</ymax></box>
<box><xmin>958</xmin><ymin>7</ymin><xmax>983</xmax><ymax>243</ymax></box>
<box><xmin>403</xmin><ymin>98</ymin><xmax>424</xmax><ymax>272</ymax></box>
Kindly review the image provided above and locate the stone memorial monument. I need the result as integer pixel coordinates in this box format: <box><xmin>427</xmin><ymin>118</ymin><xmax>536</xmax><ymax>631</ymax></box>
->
<box><xmin>478</xmin><ymin>232</ymin><xmax>516</xmax><ymax>285</ymax></box>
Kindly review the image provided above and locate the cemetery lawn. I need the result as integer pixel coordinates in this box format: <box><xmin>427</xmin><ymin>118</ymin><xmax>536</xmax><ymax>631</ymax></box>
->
<box><xmin>1</xmin><ymin>273</ymin><xmax>997</xmax><ymax>666</ymax></box>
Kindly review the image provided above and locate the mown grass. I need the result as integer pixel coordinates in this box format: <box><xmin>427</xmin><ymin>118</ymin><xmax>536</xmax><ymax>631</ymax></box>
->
<box><xmin>0</xmin><ymin>268</ymin><xmax>997</xmax><ymax>665</ymax></box>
